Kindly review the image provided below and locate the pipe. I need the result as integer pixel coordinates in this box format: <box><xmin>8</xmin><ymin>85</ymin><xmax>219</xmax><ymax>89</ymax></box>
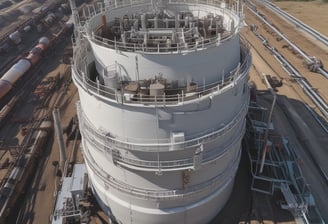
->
<box><xmin>52</xmin><ymin>108</ymin><xmax>67</xmax><ymax>171</ymax></box>
<box><xmin>261</xmin><ymin>0</ymin><xmax>328</xmax><ymax>47</ymax></box>
<box><xmin>259</xmin><ymin>73</ymin><xmax>276</xmax><ymax>173</ymax></box>
<box><xmin>251</xmin><ymin>29</ymin><xmax>328</xmax><ymax>119</ymax></box>
<box><xmin>247</xmin><ymin>5</ymin><xmax>328</xmax><ymax>79</ymax></box>
<box><xmin>102</xmin><ymin>15</ymin><xmax>107</xmax><ymax>34</ymax></box>
<box><xmin>141</xmin><ymin>14</ymin><xmax>147</xmax><ymax>31</ymax></box>
<box><xmin>0</xmin><ymin>37</ymin><xmax>49</xmax><ymax>100</ymax></box>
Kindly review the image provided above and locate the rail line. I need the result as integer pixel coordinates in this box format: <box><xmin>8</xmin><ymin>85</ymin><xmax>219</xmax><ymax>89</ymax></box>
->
<box><xmin>0</xmin><ymin>0</ymin><xmax>66</xmax><ymax>44</ymax></box>
<box><xmin>259</xmin><ymin>0</ymin><xmax>328</xmax><ymax>48</ymax></box>
<box><xmin>246</xmin><ymin>1</ymin><xmax>328</xmax><ymax>80</ymax></box>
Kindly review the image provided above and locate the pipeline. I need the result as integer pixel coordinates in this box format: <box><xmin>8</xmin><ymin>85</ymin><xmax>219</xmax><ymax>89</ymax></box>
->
<box><xmin>260</xmin><ymin>0</ymin><xmax>328</xmax><ymax>48</ymax></box>
<box><xmin>0</xmin><ymin>120</ymin><xmax>52</xmax><ymax>224</ymax></box>
<box><xmin>246</xmin><ymin>2</ymin><xmax>328</xmax><ymax>79</ymax></box>
<box><xmin>0</xmin><ymin>37</ymin><xmax>50</xmax><ymax>100</ymax></box>
<box><xmin>250</xmin><ymin>27</ymin><xmax>328</xmax><ymax>120</ymax></box>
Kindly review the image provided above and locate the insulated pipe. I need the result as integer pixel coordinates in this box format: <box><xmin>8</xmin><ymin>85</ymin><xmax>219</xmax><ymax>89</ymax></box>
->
<box><xmin>101</xmin><ymin>15</ymin><xmax>107</xmax><ymax>34</ymax></box>
<box><xmin>251</xmin><ymin>29</ymin><xmax>328</xmax><ymax>118</ymax></box>
<box><xmin>0</xmin><ymin>37</ymin><xmax>49</xmax><ymax>100</ymax></box>
<box><xmin>247</xmin><ymin>5</ymin><xmax>328</xmax><ymax>79</ymax></box>
<box><xmin>52</xmin><ymin>108</ymin><xmax>67</xmax><ymax>171</ymax></box>
<box><xmin>154</xmin><ymin>15</ymin><xmax>158</xmax><ymax>28</ymax></box>
<box><xmin>175</xmin><ymin>13</ymin><xmax>180</xmax><ymax>29</ymax></box>
<box><xmin>262</xmin><ymin>0</ymin><xmax>328</xmax><ymax>47</ymax></box>
<box><xmin>141</xmin><ymin>14</ymin><xmax>147</xmax><ymax>31</ymax></box>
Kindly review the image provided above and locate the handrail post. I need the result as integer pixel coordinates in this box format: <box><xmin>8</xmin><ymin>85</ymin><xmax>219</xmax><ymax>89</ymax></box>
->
<box><xmin>96</xmin><ymin>78</ymin><xmax>100</xmax><ymax>94</ymax></box>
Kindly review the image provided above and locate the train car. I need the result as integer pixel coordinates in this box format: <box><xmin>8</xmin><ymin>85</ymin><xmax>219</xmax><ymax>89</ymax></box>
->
<box><xmin>0</xmin><ymin>37</ymin><xmax>49</xmax><ymax>99</ymax></box>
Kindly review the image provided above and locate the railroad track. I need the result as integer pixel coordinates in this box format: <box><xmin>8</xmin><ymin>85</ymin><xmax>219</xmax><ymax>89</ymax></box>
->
<box><xmin>0</xmin><ymin>0</ymin><xmax>66</xmax><ymax>44</ymax></box>
<box><xmin>259</xmin><ymin>0</ymin><xmax>328</xmax><ymax>48</ymax></box>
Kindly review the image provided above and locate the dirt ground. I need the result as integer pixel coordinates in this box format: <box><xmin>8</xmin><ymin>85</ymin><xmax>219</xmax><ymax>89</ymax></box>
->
<box><xmin>86</xmin><ymin>1</ymin><xmax>328</xmax><ymax>223</ymax></box>
<box><xmin>1</xmin><ymin>0</ymin><xmax>328</xmax><ymax>223</ymax></box>
<box><xmin>274</xmin><ymin>0</ymin><xmax>328</xmax><ymax>36</ymax></box>
<box><xmin>241</xmin><ymin>0</ymin><xmax>328</xmax><ymax>222</ymax></box>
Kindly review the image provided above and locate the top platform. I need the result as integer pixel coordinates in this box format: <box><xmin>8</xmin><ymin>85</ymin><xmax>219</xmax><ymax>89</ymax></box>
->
<box><xmin>81</xmin><ymin>0</ymin><xmax>243</xmax><ymax>54</ymax></box>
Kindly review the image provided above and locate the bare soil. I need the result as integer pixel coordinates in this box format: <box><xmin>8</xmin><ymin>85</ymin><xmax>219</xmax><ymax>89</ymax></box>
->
<box><xmin>274</xmin><ymin>0</ymin><xmax>328</xmax><ymax>36</ymax></box>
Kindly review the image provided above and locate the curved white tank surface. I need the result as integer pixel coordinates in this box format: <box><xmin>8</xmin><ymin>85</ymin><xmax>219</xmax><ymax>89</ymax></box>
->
<box><xmin>91</xmin><ymin>36</ymin><xmax>240</xmax><ymax>84</ymax></box>
<box><xmin>23</xmin><ymin>25</ymin><xmax>32</xmax><ymax>32</ymax></box>
<box><xmin>0</xmin><ymin>37</ymin><xmax>49</xmax><ymax>99</ymax></box>
<box><xmin>0</xmin><ymin>80</ymin><xmax>12</xmax><ymax>99</ymax></box>
<box><xmin>72</xmin><ymin>0</ymin><xmax>251</xmax><ymax>223</ymax></box>
<box><xmin>39</xmin><ymin>37</ymin><xmax>50</xmax><ymax>46</ymax></box>
<box><xmin>2</xmin><ymin>59</ymin><xmax>31</xmax><ymax>84</ymax></box>
<box><xmin>9</xmin><ymin>31</ymin><xmax>22</xmax><ymax>45</ymax></box>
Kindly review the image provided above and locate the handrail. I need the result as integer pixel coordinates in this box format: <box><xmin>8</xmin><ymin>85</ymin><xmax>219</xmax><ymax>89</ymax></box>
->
<box><xmin>77</xmin><ymin>96</ymin><xmax>249</xmax><ymax>151</ymax></box>
<box><xmin>79</xmin><ymin>0</ymin><xmax>242</xmax><ymax>22</ymax></box>
<box><xmin>77</xmin><ymin>0</ymin><xmax>242</xmax><ymax>54</ymax></box>
<box><xmin>82</xmin><ymin>121</ymin><xmax>245</xmax><ymax>170</ymax></box>
<box><xmin>72</xmin><ymin>40</ymin><xmax>251</xmax><ymax>106</ymax></box>
<box><xmin>83</xmin><ymin>138</ymin><xmax>241</xmax><ymax>200</ymax></box>
<box><xmin>89</xmin><ymin>30</ymin><xmax>233</xmax><ymax>54</ymax></box>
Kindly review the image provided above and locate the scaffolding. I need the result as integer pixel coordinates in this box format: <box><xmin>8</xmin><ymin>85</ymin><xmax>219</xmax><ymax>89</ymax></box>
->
<box><xmin>246</xmin><ymin>103</ymin><xmax>325</xmax><ymax>224</ymax></box>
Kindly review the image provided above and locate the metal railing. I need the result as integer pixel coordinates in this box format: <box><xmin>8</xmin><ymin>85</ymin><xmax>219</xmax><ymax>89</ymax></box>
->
<box><xmin>76</xmin><ymin>0</ymin><xmax>243</xmax><ymax>54</ymax></box>
<box><xmin>90</xmin><ymin>32</ymin><xmax>233</xmax><ymax>54</ymax></box>
<box><xmin>247</xmin><ymin>106</ymin><xmax>326</xmax><ymax>223</ymax></box>
<box><xmin>83</xmin><ymin>138</ymin><xmax>240</xmax><ymax>200</ymax></box>
<box><xmin>72</xmin><ymin>40</ymin><xmax>251</xmax><ymax>106</ymax></box>
<box><xmin>81</xmin><ymin>119</ymin><xmax>245</xmax><ymax>170</ymax></box>
<box><xmin>79</xmin><ymin>0</ymin><xmax>242</xmax><ymax>21</ymax></box>
<box><xmin>248</xmin><ymin>26</ymin><xmax>328</xmax><ymax>120</ymax></box>
<box><xmin>77</xmin><ymin>96</ymin><xmax>249</xmax><ymax>151</ymax></box>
